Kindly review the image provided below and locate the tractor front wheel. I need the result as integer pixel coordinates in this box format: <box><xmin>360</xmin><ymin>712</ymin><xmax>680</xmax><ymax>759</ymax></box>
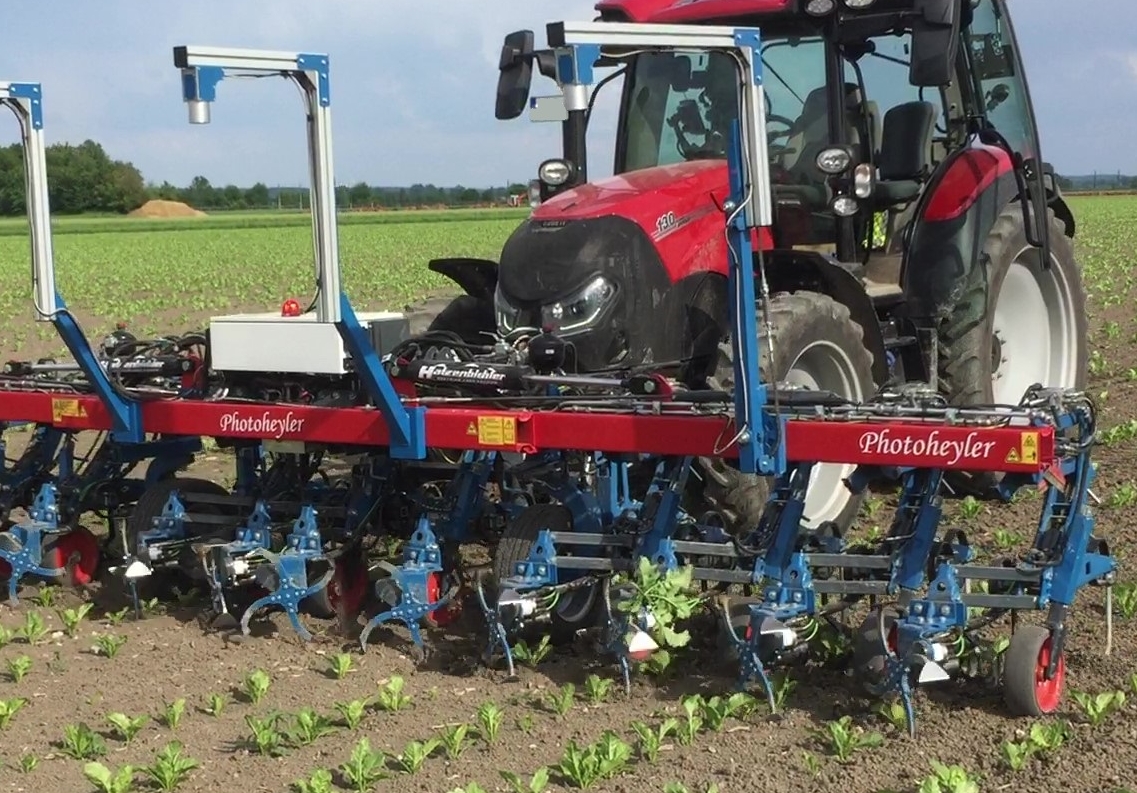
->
<box><xmin>938</xmin><ymin>207</ymin><xmax>1087</xmax><ymax>495</ymax></box>
<box><xmin>692</xmin><ymin>291</ymin><xmax>877</xmax><ymax>536</ymax></box>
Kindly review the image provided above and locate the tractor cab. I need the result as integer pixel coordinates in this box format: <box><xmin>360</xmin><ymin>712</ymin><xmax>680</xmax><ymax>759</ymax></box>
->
<box><xmin>515</xmin><ymin>0</ymin><xmax>1054</xmax><ymax>286</ymax></box>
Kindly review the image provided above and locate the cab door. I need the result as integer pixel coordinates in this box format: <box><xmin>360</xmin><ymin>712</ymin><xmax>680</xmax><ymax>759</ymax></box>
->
<box><xmin>960</xmin><ymin>0</ymin><xmax>1051</xmax><ymax>257</ymax></box>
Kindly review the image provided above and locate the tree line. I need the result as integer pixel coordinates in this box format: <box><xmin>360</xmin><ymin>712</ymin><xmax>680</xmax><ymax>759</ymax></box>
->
<box><xmin>0</xmin><ymin>141</ymin><xmax>147</xmax><ymax>216</ymax></box>
<box><xmin>147</xmin><ymin>177</ymin><xmax>531</xmax><ymax>212</ymax></box>
<box><xmin>0</xmin><ymin>140</ymin><xmax>529</xmax><ymax>217</ymax></box>
<box><xmin>0</xmin><ymin>138</ymin><xmax>1132</xmax><ymax>218</ymax></box>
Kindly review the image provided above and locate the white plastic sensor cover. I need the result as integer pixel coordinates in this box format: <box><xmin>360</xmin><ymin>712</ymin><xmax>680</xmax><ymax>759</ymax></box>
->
<box><xmin>124</xmin><ymin>560</ymin><xmax>152</xmax><ymax>579</ymax></box>
<box><xmin>627</xmin><ymin>628</ymin><xmax>659</xmax><ymax>661</ymax></box>
<box><xmin>918</xmin><ymin>660</ymin><xmax>950</xmax><ymax>684</ymax></box>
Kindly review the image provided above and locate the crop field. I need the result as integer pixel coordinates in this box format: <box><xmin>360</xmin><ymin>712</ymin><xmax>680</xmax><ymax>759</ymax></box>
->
<box><xmin>1</xmin><ymin>196</ymin><xmax>1137</xmax><ymax>793</ymax></box>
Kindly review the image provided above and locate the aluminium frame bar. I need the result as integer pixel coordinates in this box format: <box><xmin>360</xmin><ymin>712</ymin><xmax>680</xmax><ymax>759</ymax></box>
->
<box><xmin>1</xmin><ymin>82</ymin><xmax>144</xmax><ymax>441</ymax></box>
<box><xmin>173</xmin><ymin>45</ymin><xmax>424</xmax><ymax>458</ymax></box>
<box><xmin>544</xmin><ymin>20</ymin><xmax>776</xmax><ymax>475</ymax></box>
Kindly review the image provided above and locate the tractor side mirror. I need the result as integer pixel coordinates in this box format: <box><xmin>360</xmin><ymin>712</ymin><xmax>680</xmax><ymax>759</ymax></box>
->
<box><xmin>909</xmin><ymin>0</ymin><xmax>961</xmax><ymax>87</ymax></box>
<box><xmin>496</xmin><ymin>30</ymin><xmax>536</xmax><ymax>120</ymax></box>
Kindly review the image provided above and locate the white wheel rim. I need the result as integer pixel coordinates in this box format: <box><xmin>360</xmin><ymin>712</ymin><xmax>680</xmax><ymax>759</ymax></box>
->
<box><xmin>991</xmin><ymin>247</ymin><xmax>1079</xmax><ymax>404</ymax></box>
<box><xmin>781</xmin><ymin>340</ymin><xmax>866</xmax><ymax>528</ymax></box>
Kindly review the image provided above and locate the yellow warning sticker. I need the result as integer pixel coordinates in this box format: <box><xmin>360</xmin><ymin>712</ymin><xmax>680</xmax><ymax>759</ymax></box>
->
<box><xmin>51</xmin><ymin>398</ymin><xmax>87</xmax><ymax>423</ymax></box>
<box><xmin>1020</xmin><ymin>431</ymin><xmax>1039</xmax><ymax>464</ymax></box>
<box><xmin>1005</xmin><ymin>447</ymin><xmax>1020</xmax><ymax>463</ymax></box>
<box><xmin>466</xmin><ymin>422</ymin><xmax>478</xmax><ymax>436</ymax></box>
<box><xmin>477</xmin><ymin>416</ymin><xmax>516</xmax><ymax>446</ymax></box>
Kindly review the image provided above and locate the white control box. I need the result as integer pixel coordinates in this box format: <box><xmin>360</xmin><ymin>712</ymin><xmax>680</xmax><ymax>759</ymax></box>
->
<box><xmin>208</xmin><ymin>310</ymin><xmax>408</xmax><ymax>375</ymax></box>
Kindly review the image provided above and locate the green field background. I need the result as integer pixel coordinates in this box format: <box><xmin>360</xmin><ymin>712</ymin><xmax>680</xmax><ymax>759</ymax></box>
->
<box><xmin>0</xmin><ymin>196</ymin><xmax>1130</xmax><ymax>355</ymax></box>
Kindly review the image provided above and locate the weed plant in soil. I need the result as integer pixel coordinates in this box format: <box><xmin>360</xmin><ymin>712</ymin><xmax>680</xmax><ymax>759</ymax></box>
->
<box><xmin>1</xmin><ymin>197</ymin><xmax>1137</xmax><ymax>792</ymax></box>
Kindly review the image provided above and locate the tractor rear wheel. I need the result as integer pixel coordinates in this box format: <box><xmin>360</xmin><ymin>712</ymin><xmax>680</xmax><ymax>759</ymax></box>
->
<box><xmin>938</xmin><ymin>207</ymin><xmax>1087</xmax><ymax>495</ymax></box>
<box><xmin>692</xmin><ymin>291</ymin><xmax>876</xmax><ymax>535</ymax></box>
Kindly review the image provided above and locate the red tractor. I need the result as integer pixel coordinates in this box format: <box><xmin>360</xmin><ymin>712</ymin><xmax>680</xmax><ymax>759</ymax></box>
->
<box><xmin>425</xmin><ymin>0</ymin><xmax>1086</xmax><ymax>535</ymax></box>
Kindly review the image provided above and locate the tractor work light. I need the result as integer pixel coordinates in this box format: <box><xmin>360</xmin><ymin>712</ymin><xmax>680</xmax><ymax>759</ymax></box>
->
<box><xmin>843</xmin><ymin>0</ymin><xmax>877</xmax><ymax>8</ymax></box>
<box><xmin>831</xmin><ymin>196</ymin><xmax>859</xmax><ymax>217</ymax></box>
<box><xmin>816</xmin><ymin>146</ymin><xmax>854</xmax><ymax>175</ymax></box>
<box><xmin>805</xmin><ymin>0</ymin><xmax>836</xmax><ymax>15</ymax></box>
<box><xmin>538</xmin><ymin>158</ymin><xmax>575</xmax><ymax>187</ymax></box>
<box><xmin>853</xmin><ymin>163</ymin><xmax>875</xmax><ymax>199</ymax></box>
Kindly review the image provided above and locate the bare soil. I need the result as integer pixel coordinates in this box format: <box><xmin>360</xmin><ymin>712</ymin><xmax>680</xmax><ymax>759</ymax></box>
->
<box><xmin>2</xmin><ymin>295</ymin><xmax>1137</xmax><ymax>793</ymax></box>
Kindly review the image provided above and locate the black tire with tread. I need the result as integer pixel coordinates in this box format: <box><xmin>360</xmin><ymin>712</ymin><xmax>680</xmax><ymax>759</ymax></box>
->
<box><xmin>850</xmin><ymin>606</ymin><xmax>900</xmax><ymax>692</ymax></box>
<box><xmin>693</xmin><ymin>291</ymin><xmax>876</xmax><ymax>535</ymax></box>
<box><xmin>937</xmin><ymin>207</ymin><xmax>1087</xmax><ymax>496</ymax></box>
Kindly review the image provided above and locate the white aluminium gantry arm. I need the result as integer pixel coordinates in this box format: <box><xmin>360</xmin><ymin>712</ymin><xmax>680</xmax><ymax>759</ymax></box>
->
<box><xmin>543</xmin><ymin>20</ymin><xmax>778</xmax><ymax>476</ymax></box>
<box><xmin>0</xmin><ymin>81</ymin><xmax>58</xmax><ymax>320</ymax></box>
<box><xmin>173</xmin><ymin>46</ymin><xmax>341</xmax><ymax>323</ymax></box>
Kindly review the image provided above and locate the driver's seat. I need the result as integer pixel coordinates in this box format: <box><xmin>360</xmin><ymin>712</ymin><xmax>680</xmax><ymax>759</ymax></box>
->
<box><xmin>872</xmin><ymin>101</ymin><xmax>937</xmax><ymax>207</ymax></box>
<box><xmin>781</xmin><ymin>83</ymin><xmax>868</xmax><ymax>177</ymax></box>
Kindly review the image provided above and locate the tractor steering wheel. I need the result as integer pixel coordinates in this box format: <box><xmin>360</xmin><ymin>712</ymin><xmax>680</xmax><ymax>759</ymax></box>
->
<box><xmin>766</xmin><ymin>114</ymin><xmax>796</xmax><ymax>161</ymax></box>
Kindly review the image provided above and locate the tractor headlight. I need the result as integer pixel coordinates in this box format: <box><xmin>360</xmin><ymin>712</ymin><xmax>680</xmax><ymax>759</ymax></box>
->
<box><xmin>831</xmin><ymin>196</ymin><xmax>860</xmax><ymax>217</ymax></box>
<box><xmin>541</xmin><ymin>275</ymin><xmax>617</xmax><ymax>333</ymax></box>
<box><xmin>805</xmin><ymin>0</ymin><xmax>836</xmax><ymax>15</ymax></box>
<box><xmin>494</xmin><ymin>283</ymin><xmax>521</xmax><ymax>332</ymax></box>
<box><xmin>816</xmin><ymin>146</ymin><xmax>854</xmax><ymax>175</ymax></box>
<box><xmin>538</xmin><ymin>158</ymin><xmax>575</xmax><ymax>187</ymax></box>
<box><xmin>527</xmin><ymin>180</ymin><xmax>542</xmax><ymax>209</ymax></box>
<box><xmin>843</xmin><ymin>0</ymin><xmax>877</xmax><ymax>8</ymax></box>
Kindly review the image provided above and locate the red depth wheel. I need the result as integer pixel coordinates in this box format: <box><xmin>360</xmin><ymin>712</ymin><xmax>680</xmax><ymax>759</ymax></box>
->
<box><xmin>327</xmin><ymin>557</ymin><xmax>369</xmax><ymax>616</ymax></box>
<box><xmin>1004</xmin><ymin>625</ymin><xmax>1066</xmax><ymax>716</ymax></box>
<box><xmin>424</xmin><ymin>572</ymin><xmax>458</xmax><ymax>627</ymax></box>
<box><xmin>43</xmin><ymin>527</ymin><xmax>101</xmax><ymax>586</ymax></box>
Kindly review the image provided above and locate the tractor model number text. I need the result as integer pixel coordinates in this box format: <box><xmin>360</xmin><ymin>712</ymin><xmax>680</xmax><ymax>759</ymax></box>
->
<box><xmin>655</xmin><ymin>211</ymin><xmax>677</xmax><ymax>235</ymax></box>
<box><xmin>857</xmin><ymin>429</ymin><xmax>998</xmax><ymax>466</ymax></box>
<box><xmin>219</xmin><ymin>410</ymin><xmax>305</xmax><ymax>439</ymax></box>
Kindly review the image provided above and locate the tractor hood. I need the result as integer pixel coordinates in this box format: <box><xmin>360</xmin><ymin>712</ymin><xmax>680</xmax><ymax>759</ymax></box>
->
<box><xmin>535</xmin><ymin>159</ymin><xmax>728</xmax><ymax>224</ymax></box>
<box><xmin>497</xmin><ymin>159</ymin><xmax>732</xmax><ymax>303</ymax></box>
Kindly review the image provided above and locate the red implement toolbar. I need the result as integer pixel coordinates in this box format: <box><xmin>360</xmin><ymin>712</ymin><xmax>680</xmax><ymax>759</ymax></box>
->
<box><xmin>0</xmin><ymin>390</ymin><xmax>1054</xmax><ymax>473</ymax></box>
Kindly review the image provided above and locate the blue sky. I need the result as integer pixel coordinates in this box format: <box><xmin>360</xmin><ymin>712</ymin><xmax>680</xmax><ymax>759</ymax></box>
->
<box><xmin>0</xmin><ymin>0</ymin><xmax>1133</xmax><ymax>188</ymax></box>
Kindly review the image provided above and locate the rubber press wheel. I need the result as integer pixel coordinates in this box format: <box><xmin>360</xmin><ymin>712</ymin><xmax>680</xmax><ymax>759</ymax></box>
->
<box><xmin>938</xmin><ymin>207</ymin><xmax>1087</xmax><ymax>496</ymax></box>
<box><xmin>850</xmin><ymin>606</ymin><xmax>901</xmax><ymax>692</ymax></box>
<box><xmin>492</xmin><ymin>503</ymin><xmax>603</xmax><ymax>645</ymax></box>
<box><xmin>1003</xmin><ymin>625</ymin><xmax>1066</xmax><ymax>717</ymax></box>
<box><xmin>691</xmin><ymin>291</ymin><xmax>876</xmax><ymax>537</ymax></box>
